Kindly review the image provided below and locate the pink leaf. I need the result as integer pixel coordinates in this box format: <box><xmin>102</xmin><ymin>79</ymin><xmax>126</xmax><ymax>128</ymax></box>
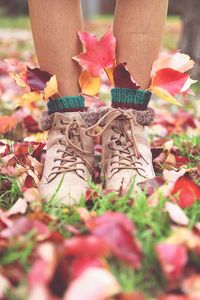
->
<box><xmin>64</xmin><ymin>235</ymin><xmax>110</xmax><ymax>257</ymax></box>
<box><xmin>151</xmin><ymin>52</ymin><xmax>194</xmax><ymax>77</ymax></box>
<box><xmin>151</xmin><ymin>68</ymin><xmax>189</xmax><ymax>96</ymax></box>
<box><xmin>158</xmin><ymin>295</ymin><xmax>193</xmax><ymax>300</ymax></box>
<box><xmin>113</xmin><ymin>63</ymin><xmax>140</xmax><ymax>89</ymax></box>
<box><xmin>64</xmin><ymin>268</ymin><xmax>121</xmax><ymax>300</ymax></box>
<box><xmin>73</xmin><ymin>28</ymin><xmax>116</xmax><ymax>77</ymax></box>
<box><xmin>87</xmin><ymin>212</ymin><xmax>142</xmax><ymax>269</ymax></box>
<box><xmin>156</xmin><ymin>243</ymin><xmax>188</xmax><ymax>282</ymax></box>
<box><xmin>165</xmin><ymin>202</ymin><xmax>189</xmax><ymax>226</ymax></box>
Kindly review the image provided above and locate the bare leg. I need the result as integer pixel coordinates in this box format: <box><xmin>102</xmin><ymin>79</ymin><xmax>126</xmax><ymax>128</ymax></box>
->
<box><xmin>113</xmin><ymin>0</ymin><xmax>169</xmax><ymax>89</ymax></box>
<box><xmin>28</xmin><ymin>0</ymin><xmax>83</xmax><ymax>96</ymax></box>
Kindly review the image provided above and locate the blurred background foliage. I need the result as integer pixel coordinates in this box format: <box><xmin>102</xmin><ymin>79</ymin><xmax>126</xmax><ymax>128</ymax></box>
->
<box><xmin>0</xmin><ymin>0</ymin><xmax>200</xmax><ymax>80</ymax></box>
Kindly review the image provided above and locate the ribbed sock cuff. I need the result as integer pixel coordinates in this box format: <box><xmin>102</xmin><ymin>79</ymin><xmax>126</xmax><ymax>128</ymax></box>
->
<box><xmin>47</xmin><ymin>95</ymin><xmax>85</xmax><ymax>114</ymax></box>
<box><xmin>111</xmin><ymin>88</ymin><xmax>151</xmax><ymax>111</ymax></box>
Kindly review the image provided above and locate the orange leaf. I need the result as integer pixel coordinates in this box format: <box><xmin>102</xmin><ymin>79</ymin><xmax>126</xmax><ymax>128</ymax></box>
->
<box><xmin>79</xmin><ymin>70</ymin><xmax>100</xmax><ymax>96</ymax></box>
<box><xmin>44</xmin><ymin>75</ymin><xmax>58</xmax><ymax>99</ymax></box>
<box><xmin>73</xmin><ymin>28</ymin><xmax>116</xmax><ymax>77</ymax></box>
<box><xmin>0</xmin><ymin>116</ymin><xmax>17</xmax><ymax>133</ymax></box>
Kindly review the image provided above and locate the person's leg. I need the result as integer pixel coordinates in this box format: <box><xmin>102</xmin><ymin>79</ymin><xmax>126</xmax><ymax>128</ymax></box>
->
<box><xmin>28</xmin><ymin>0</ymin><xmax>83</xmax><ymax>96</ymax></box>
<box><xmin>113</xmin><ymin>0</ymin><xmax>169</xmax><ymax>89</ymax></box>
<box><xmin>101</xmin><ymin>0</ymin><xmax>168</xmax><ymax>192</ymax></box>
<box><xmin>29</xmin><ymin>0</ymin><xmax>94</xmax><ymax>205</ymax></box>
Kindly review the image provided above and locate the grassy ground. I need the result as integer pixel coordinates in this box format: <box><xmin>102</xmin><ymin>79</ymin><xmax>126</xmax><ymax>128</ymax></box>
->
<box><xmin>0</xmin><ymin>15</ymin><xmax>30</xmax><ymax>29</ymax></box>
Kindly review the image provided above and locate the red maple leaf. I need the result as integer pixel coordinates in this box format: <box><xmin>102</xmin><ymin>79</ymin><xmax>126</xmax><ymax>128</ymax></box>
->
<box><xmin>73</xmin><ymin>28</ymin><xmax>116</xmax><ymax>77</ymax></box>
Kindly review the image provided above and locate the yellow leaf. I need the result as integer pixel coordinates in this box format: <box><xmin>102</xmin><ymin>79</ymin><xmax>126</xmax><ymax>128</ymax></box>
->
<box><xmin>150</xmin><ymin>86</ymin><xmax>182</xmax><ymax>106</ymax></box>
<box><xmin>105</xmin><ymin>66</ymin><xmax>114</xmax><ymax>85</ymax></box>
<box><xmin>18</xmin><ymin>92</ymin><xmax>42</xmax><ymax>106</ymax></box>
<box><xmin>44</xmin><ymin>75</ymin><xmax>58</xmax><ymax>100</ymax></box>
<box><xmin>79</xmin><ymin>70</ymin><xmax>100</xmax><ymax>96</ymax></box>
<box><xmin>10</xmin><ymin>72</ymin><xmax>27</xmax><ymax>88</ymax></box>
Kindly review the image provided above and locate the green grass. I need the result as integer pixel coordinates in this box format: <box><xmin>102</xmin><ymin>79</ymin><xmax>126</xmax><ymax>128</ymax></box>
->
<box><xmin>0</xmin><ymin>229</ymin><xmax>36</xmax><ymax>271</ymax></box>
<box><xmin>0</xmin><ymin>16</ymin><xmax>30</xmax><ymax>30</ymax></box>
<box><xmin>0</xmin><ymin>175</ymin><xmax>22</xmax><ymax>210</ymax></box>
<box><xmin>172</xmin><ymin>133</ymin><xmax>200</xmax><ymax>169</ymax></box>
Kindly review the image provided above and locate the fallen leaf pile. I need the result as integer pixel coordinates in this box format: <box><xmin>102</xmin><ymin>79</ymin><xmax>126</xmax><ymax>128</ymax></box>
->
<box><xmin>0</xmin><ymin>26</ymin><xmax>200</xmax><ymax>300</ymax></box>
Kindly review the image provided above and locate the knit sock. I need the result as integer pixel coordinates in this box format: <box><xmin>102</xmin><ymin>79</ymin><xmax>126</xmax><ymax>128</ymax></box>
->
<box><xmin>111</xmin><ymin>88</ymin><xmax>151</xmax><ymax>111</ymax></box>
<box><xmin>47</xmin><ymin>95</ymin><xmax>86</xmax><ymax>114</ymax></box>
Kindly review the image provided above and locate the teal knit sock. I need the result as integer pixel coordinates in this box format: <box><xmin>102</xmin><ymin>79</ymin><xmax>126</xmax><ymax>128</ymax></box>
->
<box><xmin>47</xmin><ymin>95</ymin><xmax>85</xmax><ymax>114</ymax></box>
<box><xmin>111</xmin><ymin>88</ymin><xmax>151</xmax><ymax>111</ymax></box>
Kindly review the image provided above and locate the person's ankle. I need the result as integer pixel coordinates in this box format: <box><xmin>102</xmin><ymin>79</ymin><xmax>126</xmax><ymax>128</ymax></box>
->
<box><xmin>111</xmin><ymin>88</ymin><xmax>151</xmax><ymax>111</ymax></box>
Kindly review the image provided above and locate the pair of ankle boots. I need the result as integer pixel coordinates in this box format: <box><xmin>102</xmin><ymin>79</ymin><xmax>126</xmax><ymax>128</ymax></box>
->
<box><xmin>39</xmin><ymin>106</ymin><xmax>155</xmax><ymax>206</ymax></box>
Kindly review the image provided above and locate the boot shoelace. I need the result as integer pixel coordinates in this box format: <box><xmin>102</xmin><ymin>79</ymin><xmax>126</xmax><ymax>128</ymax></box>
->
<box><xmin>47</xmin><ymin>120</ymin><xmax>94</xmax><ymax>182</ymax></box>
<box><xmin>85</xmin><ymin>109</ymin><xmax>148</xmax><ymax>179</ymax></box>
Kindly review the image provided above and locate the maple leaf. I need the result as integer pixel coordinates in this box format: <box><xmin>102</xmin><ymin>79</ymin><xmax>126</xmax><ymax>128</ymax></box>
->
<box><xmin>73</xmin><ymin>28</ymin><xmax>116</xmax><ymax>77</ymax></box>
<box><xmin>113</xmin><ymin>63</ymin><xmax>140</xmax><ymax>89</ymax></box>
